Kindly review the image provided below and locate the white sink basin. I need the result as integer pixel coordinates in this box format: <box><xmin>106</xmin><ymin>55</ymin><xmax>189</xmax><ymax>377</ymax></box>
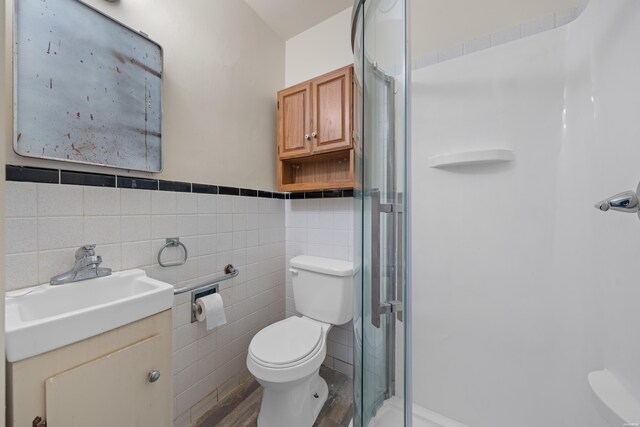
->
<box><xmin>5</xmin><ymin>269</ymin><xmax>174</xmax><ymax>362</ymax></box>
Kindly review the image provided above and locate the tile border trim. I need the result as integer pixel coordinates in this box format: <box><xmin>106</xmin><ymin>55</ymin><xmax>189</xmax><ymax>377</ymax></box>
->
<box><xmin>5</xmin><ymin>165</ymin><xmax>354</xmax><ymax>199</ymax></box>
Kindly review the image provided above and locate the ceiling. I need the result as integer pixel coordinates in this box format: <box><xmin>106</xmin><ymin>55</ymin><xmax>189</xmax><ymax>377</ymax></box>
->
<box><xmin>244</xmin><ymin>0</ymin><xmax>352</xmax><ymax>40</ymax></box>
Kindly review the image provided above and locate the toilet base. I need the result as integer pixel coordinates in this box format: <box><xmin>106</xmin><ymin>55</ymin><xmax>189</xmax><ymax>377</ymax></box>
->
<box><xmin>256</xmin><ymin>369</ymin><xmax>328</xmax><ymax>427</ymax></box>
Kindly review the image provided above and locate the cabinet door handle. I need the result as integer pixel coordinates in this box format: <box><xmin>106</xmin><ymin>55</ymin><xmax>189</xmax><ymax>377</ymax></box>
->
<box><xmin>148</xmin><ymin>370</ymin><xmax>161</xmax><ymax>383</ymax></box>
<box><xmin>312</xmin><ymin>132</ymin><xmax>318</xmax><ymax>138</ymax></box>
<box><xmin>305</xmin><ymin>134</ymin><xmax>310</xmax><ymax>141</ymax></box>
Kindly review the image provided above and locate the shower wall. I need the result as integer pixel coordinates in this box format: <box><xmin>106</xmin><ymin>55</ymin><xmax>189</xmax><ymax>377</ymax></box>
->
<box><xmin>410</xmin><ymin>0</ymin><xmax>581</xmax><ymax>58</ymax></box>
<box><xmin>411</xmin><ymin>0</ymin><xmax>640</xmax><ymax>425</ymax></box>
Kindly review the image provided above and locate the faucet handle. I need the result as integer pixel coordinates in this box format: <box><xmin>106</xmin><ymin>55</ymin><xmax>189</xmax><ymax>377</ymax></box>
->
<box><xmin>594</xmin><ymin>190</ymin><xmax>640</xmax><ymax>213</ymax></box>
<box><xmin>75</xmin><ymin>244</ymin><xmax>96</xmax><ymax>259</ymax></box>
<box><xmin>594</xmin><ymin>181</ymin><xmax>640</xmax><ymax>223</ymax></box>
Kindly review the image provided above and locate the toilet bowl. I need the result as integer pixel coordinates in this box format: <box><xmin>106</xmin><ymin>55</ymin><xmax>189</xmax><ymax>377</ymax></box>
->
<box><xmin>247</xmin><ymin>256</ymin><xmax>353</xmax><ymax>427</ymax></box>
<box><xmin>247</xmin><ymin>316</ymin><xmax>331</xmax><ymax>426</ymax></box>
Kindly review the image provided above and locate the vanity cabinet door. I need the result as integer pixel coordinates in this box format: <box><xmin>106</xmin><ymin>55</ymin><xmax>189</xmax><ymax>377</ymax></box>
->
<box><xmin>310</xmin><ymin>65</ymin><xmax>352</xmax><ymax>155</ymax></box>
<box><xmin>45</xmin><ymin>334</ymin><xmax>170</xmax><ymax>427</ymax></box>
<box><xmin>278</xmin><ymin>83</ymin><xmax>313</xmax><ymax>159</ymax></box>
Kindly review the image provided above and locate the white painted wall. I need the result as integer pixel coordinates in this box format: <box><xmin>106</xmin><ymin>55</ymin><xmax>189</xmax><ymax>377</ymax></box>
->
<box><xmin>245</xmin><ymin>0</ymin><xmax>351</xmax><ymax>40</ymax></box>
<box><xmin>285</xmin><ymin>7</ymin><xmax>353</xmax><ymax>86</ymax></box>
<box><xmin>4</xmin><ymin>0</ymin><xmax>284</xmax><ymax>191</ymax></box>
<box><xmin>411</xmin><ymin>0</ymin><xmax>640</xmax><ymax>425</ymax></box>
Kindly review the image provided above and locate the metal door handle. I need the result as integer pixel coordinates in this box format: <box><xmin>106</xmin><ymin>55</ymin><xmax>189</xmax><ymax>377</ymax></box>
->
<box><xmin>305</xmin><ymin>134</ymin><xmax>310</xmax><ymax>141</ymax></box>
<box><xmin>371</xmin><ymin>191</ymin><xmax>382</xmax><ymax>328</ymax></box>
<box><xmin>395</xmin><ymin>192</ymin><xmax>404</xmax><ymax>322</ymax></box>
<box><xmin>371</xmin><ymin>190</ymin><xmax>404</xmax><ymax>328</ymax></box>
<box><xmin>312</xmin><ymin>132</ymin><xmax>318</xmax><ymax>138</ymax></box>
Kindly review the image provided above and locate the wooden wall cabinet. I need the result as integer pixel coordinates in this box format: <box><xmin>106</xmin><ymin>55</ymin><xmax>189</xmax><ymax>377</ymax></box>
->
<box><xmin>7</xmin><ymin>310</ymin><xmax>172</xmax><ymax>427</ymax></box>
<box><xmin>277</xmin><ymin>65</ymin><xmax>354</xmax><ymax>192</ymax></box>
<box><xmin>278</xmin><ymin>84</ymin><xmax>312</xmax><ymax>159</ymax></box>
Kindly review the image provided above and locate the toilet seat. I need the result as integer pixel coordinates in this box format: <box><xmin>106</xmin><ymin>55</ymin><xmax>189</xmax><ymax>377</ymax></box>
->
<box><xmin>249</xmin><ymin>317</ymin><xmax>323</xmax><ymax>369</ymax></box>
<box><xmin>247</xmin><ymin>316</ymin><xmax>330</xmax><ymax>384</ymax></box>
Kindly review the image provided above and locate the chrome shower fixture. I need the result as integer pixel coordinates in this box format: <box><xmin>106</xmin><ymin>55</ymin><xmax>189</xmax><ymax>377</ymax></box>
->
<box><xmin>594</xmin><ymin>181</ymin><xmax>640</xmax><ymax>220</ymax></box>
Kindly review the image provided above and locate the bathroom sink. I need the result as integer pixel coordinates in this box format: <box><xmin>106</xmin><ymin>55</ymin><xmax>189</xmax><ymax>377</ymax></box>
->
<box><xmin>5</xmin><ymin>269</ymin><xmax>174</xmax><ymax>362</ymax></box>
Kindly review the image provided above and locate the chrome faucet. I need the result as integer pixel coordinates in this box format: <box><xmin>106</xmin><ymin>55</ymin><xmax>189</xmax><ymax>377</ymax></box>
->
<box><xmin>50</xmin><ymin>244</ymin><xmax>112</xmax><ymax>286</ymax></box>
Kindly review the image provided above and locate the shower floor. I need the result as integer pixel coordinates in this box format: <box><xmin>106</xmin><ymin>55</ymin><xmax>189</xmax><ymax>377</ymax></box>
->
<box><xmin>194</xmin><ymin>365</ymin><xmax>353</xmax><ymax>427</ymax></box>
<box><xmin>367</xmin><ymin>397</ymin><xmax>468</xmax><ymax>427</ymax></box>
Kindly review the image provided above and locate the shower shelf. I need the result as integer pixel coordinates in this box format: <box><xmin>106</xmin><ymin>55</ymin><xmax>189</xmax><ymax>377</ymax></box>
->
<box><xmin>427</xmin><ymin>149</ymin><xmax>514</xmax><ymax>168</ymax></box>
<box><xmin>588</xmin><ymin>369</ymin><xmax>640</xmax><ymax>424</ymax></box>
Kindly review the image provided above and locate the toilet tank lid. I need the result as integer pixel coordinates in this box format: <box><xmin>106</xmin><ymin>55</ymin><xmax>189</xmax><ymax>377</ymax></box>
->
<box><xmin>290</xmin><ymin>256</ymin><xmax>353</xmax><ymax>277</ymax></box>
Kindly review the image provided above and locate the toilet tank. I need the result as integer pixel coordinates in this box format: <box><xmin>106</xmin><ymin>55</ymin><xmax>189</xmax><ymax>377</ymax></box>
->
<box><xmin>289</xmin><ymin>256</ymin><xmax>353</xmax><ymax>325</ymax></box>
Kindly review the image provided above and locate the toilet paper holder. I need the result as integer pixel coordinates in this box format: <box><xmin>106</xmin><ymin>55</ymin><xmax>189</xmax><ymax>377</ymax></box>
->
<box><xmin>191</xmin><ymin>283</ymin><xmax>219</xmax><ymax>323</ymax></box>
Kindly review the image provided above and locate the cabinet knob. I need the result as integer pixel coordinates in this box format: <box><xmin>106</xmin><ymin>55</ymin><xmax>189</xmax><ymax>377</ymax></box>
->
<box><xmin>312</xmin><ymin>132</ymin><xmax>318</xmax><ymax>138</ymax></box>
<box><xmin>305</xmin><ymin>134</ymin><xmax>310</xmax><ymax>141</ymax></box>
<box><xmin>148</xmin><ymin>370</ymin><xmax>161</xmax><ymax>383</ymax></box>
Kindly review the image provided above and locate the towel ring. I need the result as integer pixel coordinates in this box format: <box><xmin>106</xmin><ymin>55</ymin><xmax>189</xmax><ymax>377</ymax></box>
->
<box><xmin>158</xmin><ymin>237</ymin><xmax>188</xmax><ymax>267</ymax></box>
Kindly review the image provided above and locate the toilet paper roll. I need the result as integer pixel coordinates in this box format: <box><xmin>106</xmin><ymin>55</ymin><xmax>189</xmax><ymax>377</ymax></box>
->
<box><xmin>195</xmin><ymin>293</ymin><xmax>227</xmax><ymax>331</ymax></box>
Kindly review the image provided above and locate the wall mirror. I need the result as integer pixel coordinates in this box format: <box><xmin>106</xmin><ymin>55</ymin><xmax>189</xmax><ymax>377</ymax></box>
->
<box><xmin>13</xmin><ymin>0</ymin><xmax>163</xmax><ymax>172</ymax></box>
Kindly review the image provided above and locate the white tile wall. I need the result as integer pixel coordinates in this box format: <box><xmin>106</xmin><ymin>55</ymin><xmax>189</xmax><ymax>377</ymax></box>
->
<box><xmin>412</xmin><ymin>3</ymin><xmax>586</xmax><ymax>72</ymax></box>
<box><xmin>4</xmin><ymin>182</ymin><xmax>286</xmax><ymax>426</ymax></box>
<box><xmin>284</xmin><ymin>197</ymin><xmax>355</xmax><ymax>378</ymax></box>
<box><xmin>5</xmin><ymin>181</ymin><xmax>356</xmax><ymax>421</ymax></box>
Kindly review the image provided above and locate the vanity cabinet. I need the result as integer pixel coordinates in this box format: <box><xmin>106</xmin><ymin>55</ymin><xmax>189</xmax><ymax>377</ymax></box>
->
<box><xmin>7</xmin><ymin>310</ymin><xmax>172</xmax><ymax>427</ymax></box>
<box><xmin>277</xmin><ymin>65</ymin><xmax>354</xmax><ymax>192</ymax></box>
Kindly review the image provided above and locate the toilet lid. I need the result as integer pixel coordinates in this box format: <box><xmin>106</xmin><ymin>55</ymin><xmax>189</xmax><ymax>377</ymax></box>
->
<box><xmin>249</xmin><ymin>317</ymin><xmax>323</xmax><ymax>367</ymax></box>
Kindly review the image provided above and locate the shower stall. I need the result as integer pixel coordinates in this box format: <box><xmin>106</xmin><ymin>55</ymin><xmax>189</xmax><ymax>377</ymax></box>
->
<box><xmin>352</xmin><ymin>0</ymin><xmax>640</xmax><ymax>426</ymax></box>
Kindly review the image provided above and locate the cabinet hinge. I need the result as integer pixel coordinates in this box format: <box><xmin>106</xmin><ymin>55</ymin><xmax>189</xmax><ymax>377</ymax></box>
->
<box><xmin>32</xmin><ymin>416</ymin><xmax>47</xmax><ymax>427</ymax></box>
<box><xmin>277</xmin><ymin>100</ymin><xmax>279</xmax><ymax>109</ymax></box>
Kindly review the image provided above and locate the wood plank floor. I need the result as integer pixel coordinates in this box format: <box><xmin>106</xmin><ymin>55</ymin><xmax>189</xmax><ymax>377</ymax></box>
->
<box><xmin>195</xmin><ymin>366</ymin><xmax>353</xmax><ymax>427</ymax></box>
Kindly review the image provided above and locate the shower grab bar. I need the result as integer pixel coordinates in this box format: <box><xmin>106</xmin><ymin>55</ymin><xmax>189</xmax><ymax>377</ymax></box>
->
<box><xmin>173</xmin><ymin>264</ymin><xmax>238</xmax><ymax>295</ymax></box>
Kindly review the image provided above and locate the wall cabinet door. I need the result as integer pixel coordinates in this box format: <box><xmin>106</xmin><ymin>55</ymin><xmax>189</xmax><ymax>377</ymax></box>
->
<box><xmin>45</xmin><ymin>335</ymin><xmax>170</xmax><ymax>427</ymax></box>
<box><xmin>278</xmin><ymin>83</ymin><xmax>312</xmax><ymax>159</ymax></box>
<box><xmin>311</xmin><ymin>66</ymin><xmax>352</xmax><ymax>154</ymax></box>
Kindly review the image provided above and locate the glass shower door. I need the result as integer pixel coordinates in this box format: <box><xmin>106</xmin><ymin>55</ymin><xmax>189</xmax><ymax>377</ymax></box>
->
<box><xmin>352</xmin><ymin>1</ymin><xmax>410</xmax><ymax>426</ymax></box>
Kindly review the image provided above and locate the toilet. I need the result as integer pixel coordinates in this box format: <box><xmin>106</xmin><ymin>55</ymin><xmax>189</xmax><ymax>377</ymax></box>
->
<box><xmin>247</xmin><ymin>255</ymin><xmax>354</xmax><ymax>427</ymax></box>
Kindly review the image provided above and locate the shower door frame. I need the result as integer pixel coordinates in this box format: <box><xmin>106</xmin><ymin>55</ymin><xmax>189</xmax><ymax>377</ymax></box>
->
<box><xmin>351</xmin><ymin>0</ymin><xmax>412</xmax><ymax>425</ymax></box>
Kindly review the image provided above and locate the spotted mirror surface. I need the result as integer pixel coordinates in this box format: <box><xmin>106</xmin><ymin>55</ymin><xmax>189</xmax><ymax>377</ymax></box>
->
<box><xmin>14</xmin><ymin>0</ymin><xmax>163</xmax><ymax>172</ymax></box>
